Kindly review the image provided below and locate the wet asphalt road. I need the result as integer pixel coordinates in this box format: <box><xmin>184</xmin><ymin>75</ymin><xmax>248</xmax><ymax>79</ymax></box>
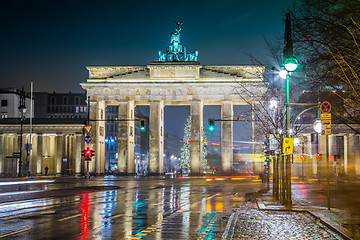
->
<box><xmin>0</xmin><ymin>176</ymin><xmax>262</xmax><ymax>239</ymax></box>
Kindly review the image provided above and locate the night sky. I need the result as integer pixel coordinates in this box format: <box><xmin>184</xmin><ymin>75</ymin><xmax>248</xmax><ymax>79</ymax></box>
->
<box><xmin>1</xmin><ymin>0</ymin><xmax>294</xmax><ymax>93</ymax></box>
<box><xmin>1</xmin><ymin>0</ymin><xmax>295</xmax><ymax>145</ymax></box>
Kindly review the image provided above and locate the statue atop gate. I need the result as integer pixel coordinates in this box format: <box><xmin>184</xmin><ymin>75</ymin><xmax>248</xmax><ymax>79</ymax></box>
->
<box><xmin>158</xmin><ymin>21</ymin><xmax>198</xmax><ymax>62</ymax></box>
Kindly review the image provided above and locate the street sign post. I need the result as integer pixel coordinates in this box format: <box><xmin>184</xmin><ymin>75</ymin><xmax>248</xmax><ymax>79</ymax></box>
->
<box><xmin>83</xmin><ymin>125</ymin><xmax>93</xmax><ymax>134</ymax></box>
<box><xmin>320</xmin><ymin>101</ymin><xmax>331</xmax><ymax>210</ymax></box>
<box><xmin>282</xmin><ymin>138</ymin><xmax>294</xmax><ymax>154</ymax></box>
<box><xmin>84</xmin><ymin>135</ymin><xmax>92</xmax><ymax>143</ymax></box>
<box><xmin>320</xmin><ymin>101</ymin><xmax>331</xmax><ymax>113</ymax></box>
<box><xmin>321</xmin><ymin>113</ymin><xmax>331</xmax><ymax>135</ymax></box>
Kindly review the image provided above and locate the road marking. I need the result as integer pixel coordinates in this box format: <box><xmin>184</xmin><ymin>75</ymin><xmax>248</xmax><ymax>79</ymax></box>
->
<box><xmin>231</xmin><ymin>178</ymin><xmax>245</xmax><ymax>180</ymax></box>
<box><xmin>0</xmin><ymin>210</ymin><xmax>55</xmax><ymax>221</ymax></box>
<box><xmin>58</xmin><ymin>213</ymin><xmax>82</xmax><ymax>222</ymax></box>
<box><xmin>130</xmin><ymin>193</ymin><xmax>220</xmax><ymax>239</ymax></box>
<box><xmin>0</xmin><ymin>228</ymin><xmax>30</xmax><ymax>238</ymax></box>
<box><xmin>109</xmin><ymin>213</ymin><xmax>123</xmax><ymax>220</ymax></box>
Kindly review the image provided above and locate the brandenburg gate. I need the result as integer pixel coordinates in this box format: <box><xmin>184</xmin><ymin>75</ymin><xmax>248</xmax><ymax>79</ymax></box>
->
<box><xmin>81</xmin><ymin>22</ymin><xmax>266</xmax><ymax>175</ymax></box>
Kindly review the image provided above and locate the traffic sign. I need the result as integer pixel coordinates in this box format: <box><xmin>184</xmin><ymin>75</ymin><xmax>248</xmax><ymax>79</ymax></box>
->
<box><xmin>322</xmin><ymin>129</ymin><xmax>331</xmax><ymax>135</ymax></box>
<box><xmin>12</xmin><ymin>152</ymin><xmax>20</xmax><ymax>158</ymax></box>
<box><xmin>321</xmin><ymin>119</ymin><xmax>331</xmax><ymax>129</ymax></box>
<box><xmin>84</xmin><ymin>135</ymin><xmax>92</xmax><ymax>143</ymax></box>
<box><xmin>321</xmin><ymin>113</ymin><xmax>331</xmax><ymax>120</ymax></box>
<box><xmin>320</xmin><ymin>101</ymin><xmax>331</xmax><ymax>113</ymax></box>
<box><xmin>83</xmin><ymin>125</ymin><xmax>93</xmax><ymax>134</ymax></box>
<box><xmin>282</xmin><ymin>138</ymin><xmax>294</xmax><ymax>154</ymax></box>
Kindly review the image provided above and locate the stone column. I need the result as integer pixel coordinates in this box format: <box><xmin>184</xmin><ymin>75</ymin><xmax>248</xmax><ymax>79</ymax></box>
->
<box><xmin>149</xmin><ymin>101</ymin><xmax>164</xmax><ymax>174</ymax></box>
<box><xmin>74</xmin><ymin>134</ymin><xmax>83</xmax><ymax>175</ymax></box>
<box><xmin>0</xmin><ymin>134</ymin><xmax>4</xmax><ymax>175</ymax></box>
<box><xmin>118</xmin><ymin>101</ymin><xmax>135</xmax><ymax>174</ymax></box>
<box><xmin>95</xmin><ymin>100</ymin><xmax>106</xmax><ymax>174</ymax></box>
<box><xmin>344</xmin><ymin>134</ymin><xmax>355</xmax><ymax>175</ymax></box>
<box><xmin>56</xmin><ymin>134</ymin><xmax>64</xmax><ymax>174</ymax></box>
<box><xmin>302</xmin><ymin>134</ymin><xmax>313</xmax><ymax>176</ymax></box>
<box><xmin>221</xmin><ymin>101</ymin><xmax>233</xmax><ymax>172</ymax></box>
<box><xmin>49</xmin><ymin>135</ymin><xmax>56</xmax><ymax>175</ymax></box>
<box><xmin>190</xmin><ymin>101</ymin><xmax>203</xmax><ymax>174</ymax></box>
<box><xmin>88</xmin><ymin>100</ymin><xmax>96</xmax><ymax>173</ymax></box>
<box><xmin>36</xmin><ymin>134</ymin><xmax>43</xmax><ymax>175</ymax></box>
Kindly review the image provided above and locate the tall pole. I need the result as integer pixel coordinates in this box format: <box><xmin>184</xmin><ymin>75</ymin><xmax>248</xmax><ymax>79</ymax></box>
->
<box><xmin>18</xmin><ymin>88</ymin><xmax>26</xmax><ymax>177</ymax></box>
<box><xmin>86</xmin><ymin>95</ymin><xmax>90</xmax><ymax>187</ymax></box>
<box><xmin>29</xmin><ymin>82</ymin><xmax>33</xmax><ymax>177</ymax></box>
<box><xmin>326</xmin><ymin>135</ymin><xmax>330</xmax><ymax>210</ymax></box>
<box><xmin>19</xmin><ymin>111</ymin><xmax>23</xmax><ymax>177</ymax></box>
<box><xmin>283</xmin><ymin>13</ymin><xmax>294</xmax><ymax>208</ymax></box>
<box><xmin>285</xmin><ymin>74</ymin><xmax>292</xmax><ymax>208</ymax></box>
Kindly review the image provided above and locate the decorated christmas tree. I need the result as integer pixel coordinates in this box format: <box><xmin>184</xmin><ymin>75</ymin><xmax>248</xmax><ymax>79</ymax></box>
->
<box><xmin>180</xmin><ymin>116</ymin><xmax>208</xmax><ymax>172</ymax></box>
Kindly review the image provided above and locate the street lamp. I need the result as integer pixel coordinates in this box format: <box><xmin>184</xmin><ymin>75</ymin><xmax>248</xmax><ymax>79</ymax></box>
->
<box><xmin>18</xmin><ymin>88</ymin><xmax>26</xmax><ymax>177</ymax></box>
<box><xmin>282</xmin><ymin>59</ymin><xmax>299</xmax><ymax>208</ymax></box>
<box><xmin>313</xmin><ymin>119</ymin><xmax>322</xmax><ymax>133</ymax></box>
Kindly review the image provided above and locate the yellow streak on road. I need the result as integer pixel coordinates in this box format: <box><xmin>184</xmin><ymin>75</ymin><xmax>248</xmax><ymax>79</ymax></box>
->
<box><xmin>58</xmin><ymin>213</ymin><xmax>82</xmax><ymax>222</ymax></box>
<box><xmin>252</xmin><ymin>179</ymin><xmax>262</xmax><ymax>182</ymax></box>
<box><xmin>307</xmin><ymin>179</ymin><xmax>318</xmax><ymax>181</ymax></box>
<box><xmin>0</xmin><ymin>210</ymin><xmax>55</xmax><ymax>221</ymax></box>
<box><xmin>214</xmin><ymin>178</ymin><xmax>225</xmax><ymax>181</ymax></box>
<box><xmin>231</xmin><ymin>178</ymin><xmax>245</xmax><ymax>180</ymax></box>
<box><xmin>0</xmin><ymin>228</ymin><xmax>30</xmax><ymax>238</ymax></box>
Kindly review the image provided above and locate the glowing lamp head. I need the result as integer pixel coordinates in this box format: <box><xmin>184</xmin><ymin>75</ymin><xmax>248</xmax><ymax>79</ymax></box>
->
<box><xmin>300</xmin><ymin>154</ymin><xmax>304</xmax><ymax>159</ymax></box>
<box><xmin>316</xmin><ymin>153</ymin><xmax>322</xmax><ymax>157</ymax></box>
<box><xmin>313</xmin><ymin>119</ymin><xmax>322</xmax><ymax>133</ymax></box>
<box><xmin>279</xmin><ymin>69</ymin><xmax>288</xmax><ymax>79</ymax></box>
<box><xmin>284</xmin><ymin>57</ymin><xmax>299</xmax><ymax>72</ymax></box>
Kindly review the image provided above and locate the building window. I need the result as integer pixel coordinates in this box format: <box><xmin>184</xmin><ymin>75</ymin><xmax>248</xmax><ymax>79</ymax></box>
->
<box><xmin>1</xmin><ymin>100</ymin><xmax>7</xmax><ymax>107</ymax></box>
<box><xmin>50</xmin><ymin>96</ymin><xmax>56</xmax><ymax>105</ymax></box>
<box><xmin>63</xmin><ymin>96</ymin><xmax>68</xmax><ymax>105</ymax></box>
<box><xmin>1</xmin><ymin>112</ymin><xmax>7</xmax><ymax>119</ymax></box>
<box><xmin>76</xmin><ymin>106</ymin><xmax>79</xmax><ymax>113</ymax></box>
<box><xmin>75</xmin><ymin>96</ymin><xmax>80</xmax><ymax>105</ymax></box>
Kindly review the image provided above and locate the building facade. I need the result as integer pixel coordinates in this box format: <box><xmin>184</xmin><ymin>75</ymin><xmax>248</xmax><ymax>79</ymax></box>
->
<box><xmin>0</xmin><ymin>88</ymin><xmax>33</xmax><ymax>119</ymax></box>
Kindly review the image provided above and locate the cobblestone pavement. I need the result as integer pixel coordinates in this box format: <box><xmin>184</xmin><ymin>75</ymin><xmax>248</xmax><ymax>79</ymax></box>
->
<box><xmin>222</xmin><ymin>202</ymin><xmax>344</xmax><ymax>240</ymax></box>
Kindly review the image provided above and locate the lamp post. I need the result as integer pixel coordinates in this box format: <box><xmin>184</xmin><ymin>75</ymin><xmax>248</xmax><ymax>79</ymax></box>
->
<box><xmin>269</xmin><ymin>98</ymin><xmax>279</xmax><ymax>200</ymax></box>
<box><xmin>283</xmin><ymin>57</ymin><xmax>299</xmax><ymax>208</ymax></box>
<box><xmin>18</xmin><ymin>88</ymin><xmax>27</xmax><ymax>177</ymax></box>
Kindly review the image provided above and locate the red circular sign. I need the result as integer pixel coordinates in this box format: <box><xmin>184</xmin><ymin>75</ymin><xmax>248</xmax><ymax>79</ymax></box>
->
<box><xmin>320</xmin><ymin>101</ymin><xmax>331</xmax><ymax>113</ymax></box>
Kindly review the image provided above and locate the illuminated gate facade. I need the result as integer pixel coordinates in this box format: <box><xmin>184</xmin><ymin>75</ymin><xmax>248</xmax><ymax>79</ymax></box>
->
<box><xmin>81</xmin><ymin>23</ymin><xmax>266</xmax><ymax>174</ymax></box>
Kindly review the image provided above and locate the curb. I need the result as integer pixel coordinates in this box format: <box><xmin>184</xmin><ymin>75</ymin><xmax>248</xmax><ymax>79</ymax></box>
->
<box><xmin>256</xmin><ymin>199</ymin><xmax>352</xmax><ymax>240</ymax></box>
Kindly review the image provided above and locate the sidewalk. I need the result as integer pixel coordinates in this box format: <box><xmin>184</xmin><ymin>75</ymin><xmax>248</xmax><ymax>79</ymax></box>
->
<box><xmin>257</xmin><ymin>193</ymin><xmax>353</xmax><ymax>240</ymax></box>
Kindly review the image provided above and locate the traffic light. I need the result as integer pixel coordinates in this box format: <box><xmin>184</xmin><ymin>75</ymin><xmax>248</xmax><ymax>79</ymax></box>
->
<box><xmin>316</xmin><ymin>152</ymin><xmax>322</xmax><ymax>158</ymax></box>
<box><xmin>140</xmin><ymin>119</ymin><xmax>146</xmax><ymax>131</ymax></box>
<box><xmin>263</xmin><ymin>164</ymin><xmax>269</xmax><ymax>174</ymax></box>
<box><xmin>300</xmin><ymin>154</ymin><xmax>304</xmax><ymax>159</ymax></box>
<box><xmin>208</xmin><ymin>119</ymin><xmax>215</xmax><ymax>132</ymax></box>
<box><xmin>82</xmin><ymin>148</ymin><xmax>94</xmax><ymax>161</ymax></box>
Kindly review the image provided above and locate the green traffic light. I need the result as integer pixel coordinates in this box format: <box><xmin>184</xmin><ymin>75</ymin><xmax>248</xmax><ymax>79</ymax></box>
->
<box><xmin>208</xmin><ymin>125</ymin><xmax>215</xmax><ymax>132</ymax></box>
<box><xmin>140</xmin><ymin>126</ymin><xmax>146</xmax><ymax>131</ymax></box>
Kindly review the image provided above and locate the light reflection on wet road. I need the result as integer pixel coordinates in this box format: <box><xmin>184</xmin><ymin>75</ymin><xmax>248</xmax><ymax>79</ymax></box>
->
<box><xmin>0</xmin><ymin>176</ymin><xmax>261</xmax><ymax>239</ymax></box>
